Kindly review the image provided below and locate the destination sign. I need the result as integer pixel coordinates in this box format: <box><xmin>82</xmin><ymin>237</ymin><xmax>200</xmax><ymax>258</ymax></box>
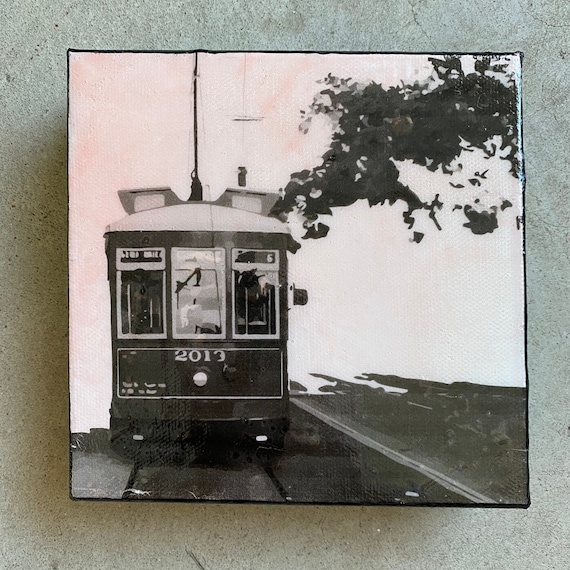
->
<box><xmin>234</xmin><ymin>250</ymin><xmax>278</xmax><ymax>264</ymax></box>
<box><xmin>116</xmin><ymin>247</ymin><xmax>166</xmax><ymax>270</ymax></box>
<box><xmin>120</xmin><ymin>249</ymin><xmax>163</xmax><ymax>262</ymax></box>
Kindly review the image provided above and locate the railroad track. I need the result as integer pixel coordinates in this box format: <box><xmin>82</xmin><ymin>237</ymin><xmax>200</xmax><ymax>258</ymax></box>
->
<box><xmin>120</xmin><ymin>446</ymin><xmax>292</xmax><ymax>502</ymax></box>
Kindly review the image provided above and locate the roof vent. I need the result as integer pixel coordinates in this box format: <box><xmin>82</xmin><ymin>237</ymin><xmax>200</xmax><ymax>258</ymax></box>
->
<box><xmin>212</xmin><ymin>188</ymin><xmax>280</xmax><ymax>217</ymax></box>
<box><xmin>231</xmin><ymin>194</ymin><xmax>262</xmax><ymax>214</ymax></box>
<box><xmin>118</xmin><ymin>188</ymin><xmax>183</xmax><ymax>214</ymax></box>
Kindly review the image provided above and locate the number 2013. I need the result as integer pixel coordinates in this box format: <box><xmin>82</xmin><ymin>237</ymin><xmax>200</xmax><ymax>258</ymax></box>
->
<box><xmin>174</xmin><ymin>349</ymin><xmax>226</xmax><ymax>363</ymax></box>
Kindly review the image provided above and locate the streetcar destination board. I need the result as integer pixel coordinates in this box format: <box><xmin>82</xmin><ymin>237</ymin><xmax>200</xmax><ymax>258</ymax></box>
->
<box><xmin>120</xmin><ymin>249</ymin><xmax>163</xmax><ymax>262</ymax></box>
<box><xmin>234</xmin><ymin>250</ymin><xmax>277</xmax><ymax>264</ymax></box>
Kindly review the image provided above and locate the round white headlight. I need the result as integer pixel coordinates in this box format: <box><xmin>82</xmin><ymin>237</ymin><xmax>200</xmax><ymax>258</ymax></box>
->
<box><xmin>193</xmin><ymin>371</ymin><xmax>208</xmax><ymax>387</ymax></box>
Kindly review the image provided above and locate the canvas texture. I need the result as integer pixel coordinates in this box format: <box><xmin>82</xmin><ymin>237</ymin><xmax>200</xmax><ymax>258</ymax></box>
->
<box><xmin>68</xmin><ymin>51</ymin><xmax>527</xmax><ymax>505</ymax></box>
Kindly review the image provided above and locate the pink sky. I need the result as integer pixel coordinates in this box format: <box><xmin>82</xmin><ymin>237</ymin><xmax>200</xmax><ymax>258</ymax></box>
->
<box><xmin>69</xmin><ymin>52</ymin><xmax>525</xmax><ymax>432</ymax></box>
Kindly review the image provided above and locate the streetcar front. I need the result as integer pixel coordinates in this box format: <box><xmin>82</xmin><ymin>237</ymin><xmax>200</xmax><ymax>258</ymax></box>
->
<box><xmin>105</xmin><ymin>191</ymin><xmax>302</xmax><ymax>458</ymax></box>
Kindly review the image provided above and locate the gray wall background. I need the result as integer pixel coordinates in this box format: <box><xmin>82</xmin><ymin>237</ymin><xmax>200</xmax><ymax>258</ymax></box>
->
<box><xmin>0</xmin><ymin>1</ymin><xmax>568</xmax><ymax>568</ymax></box>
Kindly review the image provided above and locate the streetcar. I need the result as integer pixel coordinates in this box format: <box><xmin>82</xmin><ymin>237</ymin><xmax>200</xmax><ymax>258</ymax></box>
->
<box><xmin>105</xmin><ymin>185</ymin><xmax>307</xmax><ymax>458</ymax></box>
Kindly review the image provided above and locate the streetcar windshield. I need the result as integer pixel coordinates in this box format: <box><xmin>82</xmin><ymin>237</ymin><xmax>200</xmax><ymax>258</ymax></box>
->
<box><xmin>232</xmin><ymin>249</ymin><xmax>279</xmax><ymax>337</ymax></box>
<box><xmin>172</xmin><ymin>248</ymin><xmax>225</xmax><ymax>338</ymax></box>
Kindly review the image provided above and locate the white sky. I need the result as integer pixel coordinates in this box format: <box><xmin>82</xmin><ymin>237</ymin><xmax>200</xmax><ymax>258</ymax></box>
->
<box><xmin>69</xmin><ymin>52</ymin><xmax>525</xmax><ymax>432</ymax></box>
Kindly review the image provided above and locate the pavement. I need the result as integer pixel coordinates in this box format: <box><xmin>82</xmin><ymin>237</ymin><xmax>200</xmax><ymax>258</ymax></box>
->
<box><xmin>292</xmin><ymin>374</ymin><xmax>528</xmax><ymax>505</ymax></box>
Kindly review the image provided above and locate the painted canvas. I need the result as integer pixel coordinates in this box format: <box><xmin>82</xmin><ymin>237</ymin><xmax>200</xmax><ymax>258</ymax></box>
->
<box><xmin>69</xmin><ymin>51</ymin><xmax>528</xmax><ymax>506</ymax></box>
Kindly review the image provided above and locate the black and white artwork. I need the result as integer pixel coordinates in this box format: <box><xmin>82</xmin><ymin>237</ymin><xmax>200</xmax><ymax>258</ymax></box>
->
<box><xmin>69</xmin><ymin>51</ymin><xmax>527</xmax><ymax>505</ymax></box>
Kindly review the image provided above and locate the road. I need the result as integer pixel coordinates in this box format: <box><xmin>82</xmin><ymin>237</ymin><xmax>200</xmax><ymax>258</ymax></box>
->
<box><xmin>71</xmin><ymin>403</ymin><xmax>473</xmax><ymax>505</ymax></box>
<box><xmin>295</xmin><ymin>375</ymin><xmax>528</xmax><ymax>505</ymax></box>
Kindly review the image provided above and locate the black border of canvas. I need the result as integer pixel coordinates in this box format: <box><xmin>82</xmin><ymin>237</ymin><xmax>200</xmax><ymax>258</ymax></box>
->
<box><xmin>67</xmin><ymin>49</ymin><xmax>529</xmax><ymax>508</ymax></box>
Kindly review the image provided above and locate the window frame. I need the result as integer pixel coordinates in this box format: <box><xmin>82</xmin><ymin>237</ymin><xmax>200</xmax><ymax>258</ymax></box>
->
<box><xmin>116</xmin><ymin>247</ymin><xmax>167</xmax><ymax>340</ymax></box>
<box><xmin>231</xmin><ymin>248</ymin><xmax>280</xmax><ymax>340</ymax></box>
<box><xmin>171</xmin><ymin>247</ymin><xmax>227</xmax><ymax>340</ymax></box>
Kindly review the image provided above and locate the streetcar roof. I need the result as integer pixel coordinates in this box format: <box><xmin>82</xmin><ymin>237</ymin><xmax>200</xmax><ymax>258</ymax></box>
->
<box><xmin>106</xmin><ymin>203</ymin><xmax>290</xmax><ymax>234</ymax></box>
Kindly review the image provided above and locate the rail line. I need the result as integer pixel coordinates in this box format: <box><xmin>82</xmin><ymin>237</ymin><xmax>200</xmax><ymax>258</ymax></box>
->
<box><xmin>120</xmin><ymin>449</ymin><xmax>291</xmax><ymax>502</ymax></box>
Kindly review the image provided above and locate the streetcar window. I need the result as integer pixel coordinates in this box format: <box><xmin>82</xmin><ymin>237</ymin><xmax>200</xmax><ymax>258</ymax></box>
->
<box><xmin>172</xmin><ymin>248</ymin><xmax>225</xmax><ymax>338</ymax></box>
<box><xmin>232</xmin><ymin>249</ymin><xmax>279</xmax><ymax>337</ymax></box>
<box><xmin>120</xmin><ymin>270</ymin><xmax>165</xmax><ymax>335</ymax></box>
<box><xmin>116</xmin><ymin>248</ymin><xmax>166</xmax><ymax>339</ymax></box>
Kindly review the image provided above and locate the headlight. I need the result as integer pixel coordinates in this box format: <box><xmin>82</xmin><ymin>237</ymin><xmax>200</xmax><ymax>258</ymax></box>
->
<box><xmin>193</xmin><ymin>371</ymin><xmax>208</xmax><ymax>387</ymax></box>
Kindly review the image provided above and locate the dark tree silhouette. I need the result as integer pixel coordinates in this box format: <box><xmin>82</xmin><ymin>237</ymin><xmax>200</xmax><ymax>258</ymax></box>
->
<box><xmin>270</xmin><ymin>56</ymin><xmax>521</xmax><ymax>242</ymax></box>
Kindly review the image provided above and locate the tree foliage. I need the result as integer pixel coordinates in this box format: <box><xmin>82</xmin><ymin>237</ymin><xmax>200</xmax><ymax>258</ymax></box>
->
<box><xmin>270</xmin><ymin>56</ymin><xmax>521</xmax><ymax>242</ymax></box>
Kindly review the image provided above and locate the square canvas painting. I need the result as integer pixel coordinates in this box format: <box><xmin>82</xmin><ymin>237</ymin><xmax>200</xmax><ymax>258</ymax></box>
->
<box><xmin>69</xmin><ymin>51</ymin><xmax>528</xmax><ymax>505</ymax></box>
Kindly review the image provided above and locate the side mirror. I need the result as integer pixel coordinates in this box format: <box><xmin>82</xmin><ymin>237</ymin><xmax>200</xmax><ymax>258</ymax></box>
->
<box><xmin>293</xmin><ymin>287</ymin><xmax>308</xmax><ymax>306</ymax></box>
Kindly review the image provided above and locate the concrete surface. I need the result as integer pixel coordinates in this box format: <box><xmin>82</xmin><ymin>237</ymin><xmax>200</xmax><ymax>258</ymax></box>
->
<box><xmin>0</xmin><ymin>1</ymin><xmax>568</xmax><ymax>568</ymax></box>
